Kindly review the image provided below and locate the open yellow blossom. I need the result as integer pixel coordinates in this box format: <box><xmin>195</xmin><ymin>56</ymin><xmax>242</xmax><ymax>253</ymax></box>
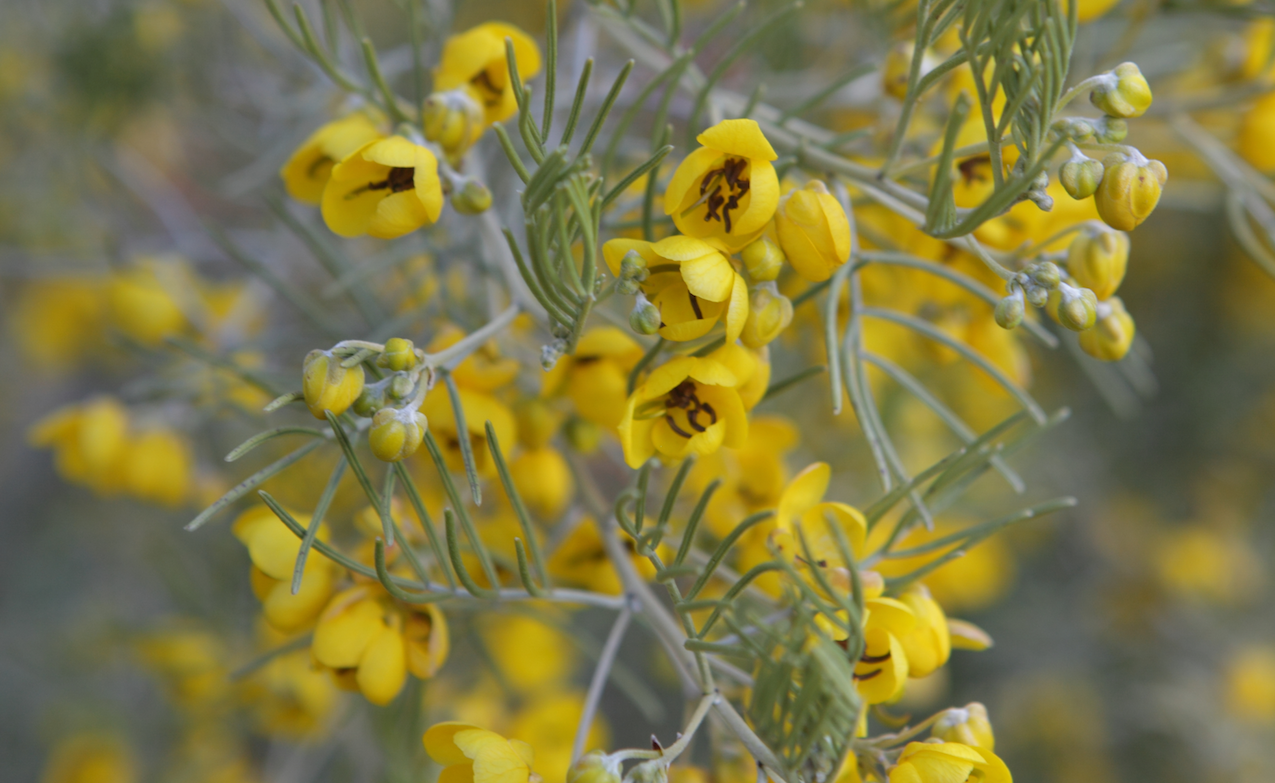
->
<box><xmin>29</xmin><ymin>397</ymin><xmax>130</xmax><ymax>496</ymax></box>
<box><xmin>481</xmin><ymin>613</ymin><xmax>575</xmax><ymax>693</ymax></box>
<box><xmin>542</xmin><ymin>327</ymin><xmax>644</xmax><ymax>429</ymax></box>
<box><xmin>855</xmin><ymin>586</ymin><xmax>915</xmax><ymax>705</ymax></box>
<box><xmin>769</xmin><ymin>462</ymin><xmax>868</xmax><ymax>581</ymax></box>
<box><xmin>241</xmin><ymin>642</ymin><xmax>338</xmax><ymax>741</ymax></box>
<box><xmin>434</xmin><ymin>23</ymin><xmax>542</xmax><ymax>126</ymax></box>
<box><xmin>9</xmin><ymin>279</ymin><xmax>104</xmax><ymax>374</ymax></box>
<box><xmin>617</xmin><ymin>354</ymin><xmax>749</xmax><ymax>468</ymax></box>
<box><xmin>234</xmin><ymin>504</ymin><xmax>341</xmax><ymax>633</ymax></box>
<box><xmin>604</xmin><ymin>235</ymin><xmax>748</xmax><ymax>343</ymax></box>
<box><xmin>321</xmin><ymin>136</ymin><xmax>443</xmax><ymax>239</ymax></box>
<box><xmin>312</xmin><ymin>585</ymin><xmax>450</xmax><ymax>705</ymax></box>
<box><xmin>664</xmin><ymin>119</ymin><xmax>780</xmax><ymax>251</ymax></box>
<box><xmin>423</xmin><ymin>722</ymin><xmax>540</xmax><ymax>783</ymax></box>
<box><xmin>888</xmin><ymin>741</ymin><xmax>1011</xmax><ymax>783</ymax></box>
<box><xmin>107</xmin><ymin>258</ymin><xmax>188</xmax><ymax>346</ymax></box>
<box><xmin>135</xmin><ymin>625</ymin><xmax>229</xmax><ymax>713</ymax></box>
<box><xmin>894</xmin><ymin>584</ymin><xmax>952</xmax><ymax>678</ymax></box>
<box><xmin>280</xmin><ymin>113</ymin><xmax>383</xmax><ymax>204</ymax></box>
<box><xmin>688</xmin><ymin>414</ymin><xmax>799</xmax><ymax>538</ymax></box>
<box><xmin>872</xmin><ymin>517</ymin><xmax>1016</xmax><ymax>613</ymax></box>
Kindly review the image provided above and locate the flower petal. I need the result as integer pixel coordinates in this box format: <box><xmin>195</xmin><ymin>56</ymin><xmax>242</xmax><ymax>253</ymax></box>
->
<box><xmin>777</xmin><ymin>463</ymin><xmax>831</xmax><ymax>528</ymax></box>
<box><xmin>663</xmin><ymin>147</ymin><xmax>724</xmax><ymax>216</ymax></box>
<box><xmin>696</xmin><ymin>119</ymin><xmax>778</xmax><ymax>161</ymax></box>
<box><xmin>725</xmin><ymin>272</ymin><xmax>749</xmax><ymax>343</ymax></box>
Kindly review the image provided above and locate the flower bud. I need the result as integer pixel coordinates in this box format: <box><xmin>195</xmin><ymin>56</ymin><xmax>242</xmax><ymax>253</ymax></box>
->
<box><xmin>1079</xmin><ymin>296</ymin><xmax>1135</xmax><ymax>361</ymax></box>
<box><xmin>303</xmin><ymin>350</ymin><xmax>366</xmax><ymax>420</ymax></box>
<box><xmin>882</xmin><ymin>42</ymin><xmax>915</xmax><ymax>100</ymax></box>
<box><xmin>741</xmin><ymin>285</ymin><xmax>794</xmax><ymax>348</ymax></box>
<box><xmin>564</xmin><ymin>416</ymin><xmax>602</xmax><ymax>454</ymax></box>
<box><xmin>451</xmin><ymin>178</ymin><xmax>493</xmax><ymax>215</ymax></box>
<box><xmin>741</xmin><ymin>238</ymin><xmax>786</xmax><ymax>282</ymax></box>
<box><xmin>629</xmin><ymin>293</ymin><xmax>662</xmax><ymax>335</ymax></box>
<box><xmin>378</xmin><ymin>338</ymin><xmax>417</xmax><ymax>371</ymax></box>
<box><xmin>619</xmin><ymin>249</ymin><xmax>649</xmax><ymax>282</ymax></box>
<box><xmin>422</xmin><ymin>89</ymin><xmax>485</xmax><ymax>159</ymax></box>
<box><xmin>1093</xmin><ymin>116</ymin><xmax>1128</xmax><ymax>144</ymax></box>
<box><xmin>1030</xmin><ymin>261</ymin><xmax>1061</xmax><ymax>290</ymax></box>
<box><xmin>1025</xmin><ymin>285</ymin><xmax>1048</xmax><ymax>308</ymax></box>
<box><xmin>352</xmin><ymin>381</ymin><xmax>387</xmax><ymax>418</ymax></box>
<box><xmin>1090</xmin><ymin>62</ymin><xmax>1153</xmax><ymax>118</ymax></box>
<box><xmin>388</xmin><ymin>373</ymin><xmax>416</xmax><ymax>401</ymax></box>
<box><xmin>1051</xmin><ymin>285</ymin><xmax>1099</xmax><ymax>332</ymax></box>
<box><xmin>1067</xmin><ymin>226</ymin><xmax>1129</xmax><ymax>300</ymax></box>
<box><xmin>368</xmin><ymin>407</ymin><xmax>427</xmax><ymax>462</ymax></box>
<box><xmin>932</xmin><ymin>703</ymin><xmax>995</xmax><ymax>750</ymax></box>
<box><xmin>1095</xmin><ymin>154</ymin><xmax>1167</xmax><ymax>231</ymax></box>
<box><xmin>775</xmin><ymin>180</ymin><xmax>852</xmax><ymax>283</ymax></box>
<box><xmin>994</xmin><ymin>290</ymin><xmax>1025</xmax><ymax>330</ymax></box>
<box><xmin>515</xmin><ymin>397</ymin><xmax>560</xmax><ymax>450</ymax></box>
<box><xmin>541</xmin><ymin>339</ymin><xmax>567</xmax><ymax>371</ymax></box>
<box><xmin>1059</xmin><ymin>157</ymin><xmax>1105</xmax><ymax>200</ymax></box>
<box><xmin>568</xmin><ymin>752</ymin><xmax>622</xmax><ymax>783</ymax></box>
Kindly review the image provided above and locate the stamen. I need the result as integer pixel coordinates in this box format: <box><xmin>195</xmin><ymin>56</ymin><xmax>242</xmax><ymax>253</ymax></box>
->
<box><xmin>689</xmin><ymin>291</ymin><xmax>704</xmax><ymax>320</ymax></box>
<box><xmin>860</xmin><ymin>651</ymin><xmax>892</xmax><ymax>664</ymax></box>
<box><xmin>665</xmin><ymin>414</ymin><xmax>694</xmax><ymax>439</ymax></box>
<box><xmin>853</xmin><ymin>669</ymin><xmax>883</xmax><ymax>682</ymax></box>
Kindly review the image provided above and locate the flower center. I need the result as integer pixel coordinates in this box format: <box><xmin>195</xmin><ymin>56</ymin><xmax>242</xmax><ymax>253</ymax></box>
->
<box><xmin>682</xmin><ymin>157</ymin><xmax>751</xmax><ymax>233</ymax></box>
<box><xmin>347</xmin><ymin>167</ymin><xmax>416</xmax><ymax>199</ymax></box>
<box><xmin>663</xmin><ymin>380</ymin><xmax>717</xmax><ymax>439</ymax></box>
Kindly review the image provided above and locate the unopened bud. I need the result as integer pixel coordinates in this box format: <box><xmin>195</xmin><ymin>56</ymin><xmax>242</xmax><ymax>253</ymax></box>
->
<box><xmin>994</xmin><ymin>290</ymin><xmax>1025</xmax><ymax>329</ymax></box>
<box><xmin>451</xmin><ymin>178</ymin><xmax>493</xmax><ymax>214</ymax></box>
<box><xmin>618</xmin><ymin>249</ymin><xmax>649</xmax><ymax>282</ymax></box>
<box><xmin>378</xmin><ymin>338</ymin><xmax>417</xmax><ymax>371</ymax></box>
<box><xmin>352</xmin><ymin>381</ymin><xmax>387</xmax><ymax>418</ymax></box>
<box><xmin>1090</xmin><ymin>62</ymin><xmax>1153</xmax><ymax>119</ymax></box>
<box><xmin>932</xmin><ymin>703</ymin><xmax>995</xmax><ymax>750</ymax></box>
<box><xmin>1026</xmin><ymin>285</ymin><xmax>1049</xmax><ymax>308</ymax></box>
<box><xmin>630</xmin><ymin>293</ymin><xmax>662</xmax><ymax>335</ymax></box>
<box><xmin>1030</xmin><ymin>261</ymin><xmax>1061</xmax><ymax>289</ymax></box>
<box><xmin>563</xmin><ymin>416</ymin><xmax>602</xmax><ymax>454</ymax></box>
<box><xmin>568</xmin><ymin>751</ymin><xmax>622</xmax><ymax>783</ymax></box>
<box><xmin>741</xmin><ymin>238</ymin><xmax>786</xmax><ymax>282</ymax></box>
<box><xmin>741</xmin><ymin>284</ymin><xmax>794</xmax><ymax>348</ymax></box>
<box><xmin>1067</xmin><ymin>226</ymin><xmax>1129</xmax><ymax>300</ymax></box>
<box><xmin>388</xmin><ymin>373</ymin><xmax>416</xmax><ymax>401</ymax></box>
<box><xmin>1059</xmin><ymin>157</ymin><xmax>1105</xmax><ymax>200</ymax></box>
<box><xmin>1093</xmin><ymin>116</ymin><xmax>1128</xmax><ymax>144</ymax></box>
<box><xmin>1054</xmin><ymin>285</ymin><xmax>1099</xmax><ymax>331</ymax></box>
<box><xmin>541</xmin><ymin>339</ymin><xmax>567</xmax><ymax>371</ymax></box>
<box><xmin>302</xmin><ymin>349</ymin><xmax>365</xmax><ymax>420</ymax></box>
<box><xmin>368</xmin><ymin>407</ymin><xmax>427</xmax><ymax>462</ymax></box>
<box><xmin>1079</xmin><ymin>296</ymin><xmax>1136</xmax><ymax>361</ymax></box>
<box><xmin>422</xmin><ymin>89</ymin><xmax>485</xmax><ymax>158</ymax></box>
<box><xmin>1095</xmin><ymin>153</ymin><xmax>1167</xmax><ymax>232</ymax></box>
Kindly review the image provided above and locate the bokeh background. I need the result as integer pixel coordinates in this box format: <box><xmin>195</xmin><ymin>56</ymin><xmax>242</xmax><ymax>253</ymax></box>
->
<box><xmin>2</xmin><ymin>1</ymin><xmax>1273</xmax><ymax>782</ymax></box>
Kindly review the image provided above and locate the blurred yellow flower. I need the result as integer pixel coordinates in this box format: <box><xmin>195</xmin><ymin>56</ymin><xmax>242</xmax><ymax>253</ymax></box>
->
<box><xmin>542</xmin><ymin>327</ymin><xmax>645</xmax><ymax>430</ymax></box>
<box><xmin>107</xmin><ymin>258</ymin><xmax>189</xmax><ymax>346</ymax></box>
<box><xmin>510</xmin><ymin>446</ymin><xmax>574</xmax><ymax>519</ymax></box>
<box><xmin>9</xmin><ymin>279</ymin><xmax>104</xmax><ymax>373</ymax></box>
<box><xmin>423</xmin><ymin>722</ymin><xmax>541</xmax><ymax>783</ymax></box>
<box><xmin>509</xmin><ymin>692</ymin><xmax>609</xmax><ymax>783</ymax></box>
<box><xmin>775</xmin><ymin>180</ymin><xmax>852</xmax><ymax>283</ymax></box>
<box><xmin>888</xmin><ymin>741</ymin><xmax>1011</xmax><ymax>783</ymax></box>
<box><xmin>280</xmin><ymin>113</ymin><xmax>383</xmax><ymax>204</ymax></box>
<box><xmin>434</xmin><ymin>23</ymin><xmax>542</xmax><ymax>126</ymax></box>
<box><xmin>41</xmin><ymin>735</ymin><xmax>136</xmax><ymax>783</ymax></box>
<box><xmin>321</xmin><ymin>136</ymin><xmax>444</xmax><ymax>239</ymax></box>
<box><xmin>1224</xmin><ymin>644</ymin><xmax>1275</xmax><ymax>723</ymax></box>
<box><xmin>241</xmin><ymin>648</ymin><xmax>338</xmax><ymax>741</ymax></box>
<box><xmin>233</xmin><ymin>504</ymin><xmax>342</xmax><ymax>633</ymax></box>
<box><xmin>481</xmin><ymin>613</ymin><xmax>575</xmax><ymax>692</ymax></box>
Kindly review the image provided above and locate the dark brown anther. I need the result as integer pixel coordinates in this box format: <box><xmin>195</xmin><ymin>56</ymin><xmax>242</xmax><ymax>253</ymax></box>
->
<box><xmin>651</xmin><ymin>736</ymin><xmax>664</xmax><ymax>753</ymax></box>
<box><xmin>665</xmin><ymin>414</ymin><xmax>694</xmax><ymax>439</ymax></box>
<box><xmin>689</xmin><ymin>290</ymin><xmax>704</xmax><ymax>320</ymax></box>
<box><xmin>853</xmin><ymin>669</ymin><xmax>883</xmax><ymax>682</ymax></box>
<box><xmin>860</xmin><ymin>651</ymin><xmax>892</xmax><ymax>664</ymax></box>
<box><xmin>471</xmin><ymin>70</ymin><xmax>503</xmax><ymax>107</ymax></box>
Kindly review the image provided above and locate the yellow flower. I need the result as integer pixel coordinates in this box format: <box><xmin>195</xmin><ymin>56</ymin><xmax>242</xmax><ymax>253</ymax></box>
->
<box><xmin>603</xmin><ymin>235</ymin><xmax>749</xmax><ymax>343</ymax></box>
<box><xmin>1094</xmin><ymin>153</ymin><xmax>1166</xmax><ymax>232</ymax></box>
<box><xmin>1088</xmin><ymin>62</ymin><xmax>1152</xmax><ymax>119</ymax></box>
<box><xmin>688</xmin><ymin>414</ymin><xmax>799</xmax><ymax>539</ymax></box>
<box><xmin>769</xmin><ymin>462</ymin><xmax>867</xmax><ymax>587</ymax></box>
<box><xmin>29</xmin><ymin>397</ymin><xmax>130</xmax><ymax>495</ymax></box>
<box><xmin>312</xmin><ymin>585</ymin><xmax>449</xmax><ymax>705</ymax></box>
<box><xmin>1064</xmin><ymin>0</ymin><xmax>1121</xmax><ymax>23</ymax></box>
<box><xmin>775</xmin><ymin>180</ymin><xmax>852</xmax><ymax>282</ymax></box>
<box><xmin>509</xmin><ymin>692</ymin><xmax>609</xmax><ymax>783</ymax></box>
<box><xmin>1078</xmin><ymin>296</ymin><xmax>1135</xmax><ymax>361</ymax></box>
<box><xmin>233</xmin><ymin>504</ymin><xmax>341</xmax><ymax>633</ymax></box>
<box><xmin>932</xmin><ymin>702</ymin><xmax>995</xmax><ymax>750</ymax></box>
<box><xmin>888</xmin><ymin>741</ymin><xmax>1011</xmax><ymax>783</ymax></box>
<box><xmin>135</xmin><ymin>625</ymin><xmax>229</xmax><ymax>713</ymax></box>
<box><xmin>321</xmin><ymin>136</ymin><xmax>444</xmax><ymax>239</ymax></box>
<box><xmin>1153</xmin><ymin>525</ymin><xmax>1260</xmax><ymax>604</ymax></box>
<box><xmin>542</xmin><ymin>327</ymin><xmax>644</xmax><ymax>429</ymax></box>
<box><xmin>664</xmin><ymin>119</ymin><xmax>780</xmax><ymax>251</ymax></box>
<box><xmin>107</xmin><ymin>258</ymin><xmax>189</xmax><ymax>346</ymax></box>
<box><xmin>423</xmin><ymin>722</ymin><xmax>540</xmax><ymax>783</ymax></box>
<box><xmin>122</xmin><ymin>428</ymin><xmax>192</xmax><ymax>507</ymax></box>
<box><xmin>741</xmin><ymin>284</ymin><xmax>794</xmax><ymax>348</ymax></box>
<box><xmin>302</xmin><ymin>349</ymin><xmax>365</xmax><ymax>420</ymax></box>
<box><xmin>547</xmin><ymin>516</ymin><xmax>659</xmax><ymax>595</ymax></box>
<box><xmin>280</xmin><ymin>113</ymin><xmax>383</xmax><ymax>204</ymax></box>
<box><xmin>1238</xmin><ymin>91</ymin><xmax>1275</xmax><ymax>173</ymax></box>
<box><xmin>511</xmin><ymin>446</ymin><xmax>574</xmax><ymax>519</ymax></box>
<box><xmin>241</xmin><ymin>648</ymin><xmax>338</xmax><ymax>740</ymax></box>
<box><xmin>1224</xmin><ymin>644</ymin><xmax>1275</xmax><ymax>723</ymax></box>
<box><xmin>420</xmin><ymin>384</ymin><xmax>517</xmax><ymax>477</ymax></box>
<box><xmin>41</xmin><ymin>735</ymin><xmax>137</xmax><ymax>783</ymax></box>
<box><xmin>618</xmin><ymin>354</ymin><xmax>749</xmax><ymax>468</ymax></box>
<box><xmin>8</xmin><ymin>279</ymin><xmax>104</xmax><ymax>374</ymax></box>
<box><xmin>893</xmin><ymin>584</ymin><xmax>952</xmax><ymax>679</ymax></box>
<box><xmin>855</xmin><ymin>584</ymin><xmax>915</xmax><ymax>705</ymax></box>
<box><xmin>481</xmin><ymin>613</ymin><xmax>575</xmax><ymax>692</ymax></box>
<box><xmin>434</xmin><ymin>23</ymin><xmax>542</xmax><ymax>126</ymax></box>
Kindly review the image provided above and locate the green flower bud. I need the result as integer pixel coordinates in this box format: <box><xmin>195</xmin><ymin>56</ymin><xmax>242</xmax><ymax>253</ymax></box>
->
<box><xmin>1090</xmin><ymin>62</ymin><xmax>1153</xmax><ymax>119</ymax></box>
<box><xmin>378</xmin><ymin>337</ymin><xmax>417</xmax><ymax>371</ymax></box>
<box><xmin>740</xmin><ymin>238</ymin><xmax>786</xmax><ymax>282</ymax></box>
<box><xmin>302</xmin><ymin>349</ymin><xmax>365</xmax><ymax>420</ymax></box>
<box><xmin>1079</xmin><ymin>296</ymin><xmax>1136</xmax><ymax>361</ymax></box>
<box><xmin>1055</xmin><ymin>285</ymin><xmax>1099</xmax><ymax>332</ymax></box>
<box><xmin>352</xmin><ymin>381</ymin><xmax>387</xmax><ymax>418</ymax></box>
<box><xmin>451</xmin><ymin>178</ymin><xmax>493</xmax><ymax>215</ymax></box>
<box><xmin>1031</xmin><ymin>261</ymin><xmax>1061</xmax><ymax>290</ymax></box>
<box><xmin>994</xmin><ymin>290</ymin><xmax>1025</xmax><ymax>330</ymax></box>
<box><xmin>1059</xmin><ymin>157</ymin><xmax>1105</xmax><ymax>200</ymax></box>
<box><xmin>1025</xmin><ymin>285</ymin><xmax>1049</xmax><ymax>308</ymax></box>
<box><xmin>568</xmin><ymin>752</ymin><xmax>622</xmax><ymax>783</ymax></box>
<box><xmin>618</xmin><ymin>249</ymin><xmax>649</xmax><ymax>282</ymax></box>
<box><xmin>629</xmin><ymin>293</ymin><xmax>662</xmax><ymax>335</ymax></box>
<box><xmin>422</xmin><ymin>89</ymin><xmax>485</xmax><ymax>159</ymax></box>
<box><xmin>369</xmin><ymin>407</ymin><xmax>427</xmax><ymax>462</ymax></box>
<box><xmin>388</xmin><ymin>373</ymin><xmax>416</xmax><ymax>401</ymax></box>
<box><xmin>1094</xmin><ymin>116</ymin><xmax>1128</xmax><ymax>144</ymax></box>
<box><xmin>563</xmin><ymin>416</ymin><xmax>602</xmax><ymax>454</ymax></box>
<box><xmin>541</xmin><ymin>339</ymin><xmax>567</xmax><ymax>371</ymax></box>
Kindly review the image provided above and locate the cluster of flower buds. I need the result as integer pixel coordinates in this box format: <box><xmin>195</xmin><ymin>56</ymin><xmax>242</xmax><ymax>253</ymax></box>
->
<box><xmin>615</xmin><ymin>249</ymin><xmax>649</xmax><ymax>295</ymax></box>
<box><xmin>422</xmin><ymin>88</ymin><xmax>486</xmax><ymax>161</ymax></box>
<box><xmin>302</xmin><ymin>337</ymin><xmax>432</xmax><ymax>461</ymax></box>
<box><xmin>995</xmin><ymin>223</ymin><xmax>1136</xmax><ymax>361</ymax></box>
<box><xmin>1052</xmin><ymin>63</ymin><xmax>1167</xmax><ymax>231</ymax></box>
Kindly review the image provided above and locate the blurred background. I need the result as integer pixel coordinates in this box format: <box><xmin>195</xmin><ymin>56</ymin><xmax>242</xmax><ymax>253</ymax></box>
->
<box><xmin>1</xmin><ymin>1</ymin><xmax>1273</xmax><ymax>782</ymax></box>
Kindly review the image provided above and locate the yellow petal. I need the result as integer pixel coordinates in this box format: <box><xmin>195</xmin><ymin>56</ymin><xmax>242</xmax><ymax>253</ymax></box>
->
<box><xmin>678</xmin><ymin>252</ymin><xmax>736</xmax><ymax>302</ymax></box>
<box><xmin>357</xmin><ymin>622</ymin><xmax>408</xmax><ymax>705</ymax></box>
<box><xmin>575</xmin><ymin>326</ymin><xmax>643</xmax><ymax>360</ymax></box>
<box><xmin>708</xmin><ymin>343</ymin><xmax>757</xmax><ymax>388</ymax></box>
<box><xmin>819</xmin><ymin>502</ymin><xmax>867</xmax><ymax>558</ymax></box>
<box><xmin>642</xmin><ymin>356</ymin><xmax>696</xmax><ymax>399</ymax></box>
<box><xmin>724</xmin><ymin>272</ymin><xmax>749</xmax><ymax>343</ymax></box>
<box><xmin>686</xmin><ymin>357</ymin><xmax>737</xmax><ymax>388</ymax></box>
<box><xmin>733</xmin><ymin>160</ymin><xmax>780</xmax><ymax>237</ymax></box>
<box><xmin>424</xmin><ymin>722</ymin><xmax>486</xmax><ymax>765</ymax></box>
<box><xmin>618</xmin><ymin>395</ymin><xmax>657</xmax><ymax>468</ymax></box>
<box><xmin>864</xmin><ymin>596</ymin><xmax>917</xmax><ymax>633</ymax></box>
<box><xmin>696</xmin><ymin>119</ymin><xmax>778</xmax><ymax>161</ymax></box>
<box><xmin>312</xmin><ymin>589</ymin><xmax>381</xmax><ymax>668</ymax></box>
<box><xmin>664</xmin><ymin>147</ymin><xmax>724</xmax><ymax>216</ymax></box>
<box><xmin>947</xmin><ymin>618</ymin><xmax>994</xmax><ymax>650</ymax></box>
<box><xmin>454</xmin><ymin>730</ymin><xmax>531</xmax><ymax>783</ymax></box>
<box><xmin>698</xmin><ymin>384</ymin><xmax>748</xmax><ymax>449</ymax></box>
<box><xmin>653</xmin><ymin>235</ymin><xmax>722</xmax><ymax>262</ymax></box>
<box><xmin>369</xmin><ymin>191</ymin><xmax>432</xmax><ymax>240</ymax></box>
<box><xmin>777</xmin><ymin>463</ymin><xmax>831</xmax><ymax>528</ymax></box>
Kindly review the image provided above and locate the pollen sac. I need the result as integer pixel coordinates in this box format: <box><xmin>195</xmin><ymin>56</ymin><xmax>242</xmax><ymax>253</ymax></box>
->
<box><xmin>303</xmin><ymin>350</ymin><xmax>366</xmax><ymax>420</ymax></box>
